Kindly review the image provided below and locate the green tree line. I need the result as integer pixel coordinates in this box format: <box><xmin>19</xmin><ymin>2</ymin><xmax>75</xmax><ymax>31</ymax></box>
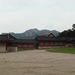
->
<box><xmin>59</xmin><ymin>29</ymin><xmax>75</xmax><ymax>37</ymax></box>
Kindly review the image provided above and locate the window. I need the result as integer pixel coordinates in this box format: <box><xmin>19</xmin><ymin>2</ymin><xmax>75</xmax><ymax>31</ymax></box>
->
<box><xmin>50</xmin><ymin>42</ymin><xmax>54</xmax><ymax>46</ymax></box>
<box><xmin>59</xmin><ymin>42</ymin><xmax>63</xmax><ymax>45</ymax></box>
<box><xmin>29</xmin><ymin>45</ymin><xmax>33</xmax><ymax>47</ymax></box>
<box><xmin>0</xmin><ymin>43</ymin><xmax>3</xmax><ymax>45</ymax></box>
<box><xmin>24</xmin><ymin>45</ymin><xmax>26</xmax><ymax>47</ymax></box>
<box><xmin>17</xmin><ymin>44</ymin><xmax>21</xmax><ymax>47</ymax></box>
<box><xmin>55</xmin><ymin>42</ymin><xmax>58</xmax><ymax>46</ymax></box>
<box><xmin>40</xmin><ymin>42</ymin><xmax>44</xmax><ymax>45</ymax></box>
<box><xmin>45</xmin><ymin>43</ymin><xmax>49</xmax><ymax>45</ymax></box>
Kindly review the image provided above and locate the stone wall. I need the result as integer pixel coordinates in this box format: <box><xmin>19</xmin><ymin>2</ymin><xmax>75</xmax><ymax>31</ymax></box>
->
<box><xmin>7</xmin><ymin>47</ymin><xmax>17</xmax><ymax>52</ymax></box>
<box><xmin>0</xmin><ymin>45</ymin><xmax>6</xmax><ymax>52</ymax></box>
<box><xmin>66</xmin><ymin>44</ymin><xmax>75</xmax><ymax>48</ymax></box>
<box><xmin>39</xmin><ymin>46</ymin><xmax>65</xmax><ymax>49</ymax></box>
<box><xmin>17</xmin><ymin>47</ymin><xmax>35</xmax><ymax>51</ymax></box>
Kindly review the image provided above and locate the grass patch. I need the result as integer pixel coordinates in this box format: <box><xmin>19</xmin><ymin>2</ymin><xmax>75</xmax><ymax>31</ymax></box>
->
<box><xmin>47</xmin><ymin>48</ymin><xmax>75</xmax><ymax>54</ymax></box>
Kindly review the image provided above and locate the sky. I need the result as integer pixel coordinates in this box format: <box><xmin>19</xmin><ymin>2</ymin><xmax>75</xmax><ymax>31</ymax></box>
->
<box><xmin>0</xmin><ymin>0</ymin><xmax>75</xmax><ymax>33</ymax></box>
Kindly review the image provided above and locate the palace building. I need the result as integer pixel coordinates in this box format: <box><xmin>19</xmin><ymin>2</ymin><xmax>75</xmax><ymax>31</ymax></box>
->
<box><xmin>0</xmin><ymin>33</ymin><xmax>75</xmax><ymax>52</ymax></box>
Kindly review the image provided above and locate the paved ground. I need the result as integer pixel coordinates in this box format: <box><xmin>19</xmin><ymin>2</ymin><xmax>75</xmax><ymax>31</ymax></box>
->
<box><xmin>0</xmin><ymin>50</ymin><xmax>75</xmax><ymax>75</ymax></box>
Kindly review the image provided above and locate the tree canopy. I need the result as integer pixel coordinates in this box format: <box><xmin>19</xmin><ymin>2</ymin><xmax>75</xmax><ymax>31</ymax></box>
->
<box><xmin>59</xmin><ymin>29</ymin><xmax>75</xmax><ymax>37</ymax></box>
<box><xmin>72</xmin><ymin>24</ymin><xmax>75</xmax><ymax>30</ymax></box>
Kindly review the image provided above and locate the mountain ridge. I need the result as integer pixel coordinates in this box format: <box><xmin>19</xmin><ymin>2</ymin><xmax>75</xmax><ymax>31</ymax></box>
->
<box><xmin>2</xmin><ymin>28</ymin><xmax>59</xmax><ymax>39</ymax></box>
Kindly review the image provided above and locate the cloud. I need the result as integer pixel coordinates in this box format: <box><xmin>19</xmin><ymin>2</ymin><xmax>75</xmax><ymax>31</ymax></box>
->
<box><xmin>0</xmin><ymin>0</ymin><xmax>75</xmax><ymax>33</ymax></box>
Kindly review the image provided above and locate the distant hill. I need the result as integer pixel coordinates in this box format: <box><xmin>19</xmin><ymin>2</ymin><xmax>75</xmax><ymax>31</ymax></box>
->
<box><xmin>1</xmin><ymin>28</ymin><xmax>59</xmax><ymax>39</ymax></box>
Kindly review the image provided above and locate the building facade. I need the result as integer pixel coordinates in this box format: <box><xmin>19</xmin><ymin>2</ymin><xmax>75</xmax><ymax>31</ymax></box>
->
<box><xmin>0</xmin><ymin>33</ymin><xmax>75</xmax><ymax>52</ymax></box>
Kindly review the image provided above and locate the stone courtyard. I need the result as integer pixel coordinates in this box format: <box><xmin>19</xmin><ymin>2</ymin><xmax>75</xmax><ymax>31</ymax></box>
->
<box><xmin>0</xmin><ymin>50</ymin><xmax>75</xmax><ymax>75</ymax></box>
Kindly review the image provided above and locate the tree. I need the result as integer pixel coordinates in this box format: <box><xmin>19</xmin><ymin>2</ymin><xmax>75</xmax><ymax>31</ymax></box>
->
<box><xmin>72</xmin><ymin>24</ymin><xmax>75</xmax><ymax>31</ymax></box>
<box><xmin>59</xmin><ymin>29</ymin><xmax>75</xmax><ymax>37</ymax></box>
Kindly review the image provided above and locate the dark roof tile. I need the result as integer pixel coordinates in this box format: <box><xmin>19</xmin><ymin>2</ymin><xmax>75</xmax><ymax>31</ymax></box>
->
<box><xmin>10</xmin><ymin>39</ymin><xmax>38</xmax><ymax>44</ymax></box>
<box><xmin>35</xmin><ymin>36</ymin><xmax>70</xmax><ymax>41</ymax></box>
<box><xmin>0</xmin><ymin>34</ymin><xmax>17</xmax><ymax>41</ymax></box>
<box><xmin>0</xmin><ymin>34</ymin><xmax>9</xmax><ymax>41</ymax></box>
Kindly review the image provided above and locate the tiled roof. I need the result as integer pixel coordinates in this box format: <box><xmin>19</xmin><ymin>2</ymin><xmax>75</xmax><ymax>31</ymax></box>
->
<box><xmin>35</xmin><ymin>36</ymin><xmax>71</xmax><ymax>42</ymax></box>
<box><xmin>0</xmin><ymin>34</ymin><xmax>9</xmax><ymax>41</ymax></box>
<box><xmin>0</xmin><ymin>34</ymin><xmax>17</xmax><ymax>41</ymax></box>
<box><xmin>10</xmin><ymin>39</ymin><xmax>38</xmax><ymax>44</ymax></box>
<box><xmin>67</xmin><ymin>37</ymin><xmax>75</xmax><ymax>41</ymax></box>
<box><xmin>0</xmin><ymin>34</ymin><xmax>75</xmax><ymax>44</ymax></box>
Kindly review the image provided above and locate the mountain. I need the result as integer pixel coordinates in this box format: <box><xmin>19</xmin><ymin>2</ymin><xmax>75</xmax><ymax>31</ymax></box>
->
<box><xmin>2</xmin><ymin>28</ymin><xmax>59</xmax><ymax>39</ymax></box>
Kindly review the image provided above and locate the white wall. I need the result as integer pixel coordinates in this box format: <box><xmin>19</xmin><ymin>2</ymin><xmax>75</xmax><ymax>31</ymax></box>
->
<box><xmin>0</xmin><ymin>45</ymin><xmax>6</xmax><ymax>52</ymax></box>
<box><xmin>7</xmin><ymin>47</ymin><xmax>17</xmax><ymax>52</ymax></box>
<box><xmin>39</xmin><ymin>46</ymin><xmax>65</xmax><ymax>49</ymax></box>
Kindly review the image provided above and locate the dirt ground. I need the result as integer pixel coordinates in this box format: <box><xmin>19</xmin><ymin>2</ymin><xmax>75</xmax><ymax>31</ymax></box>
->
<box><xmin>0</xmin><ymin>50</ymin><xmax>75</xmax><ymax>75</ymax></box>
